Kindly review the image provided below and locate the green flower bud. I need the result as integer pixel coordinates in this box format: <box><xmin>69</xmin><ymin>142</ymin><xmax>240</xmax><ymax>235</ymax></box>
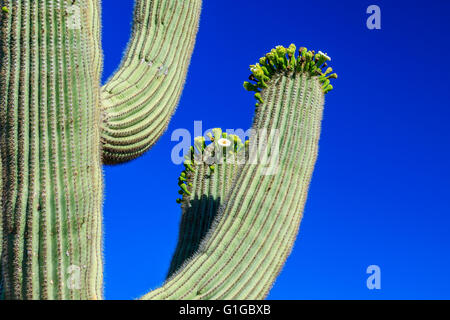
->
<box><xmin>327</xmin><ymin>73</ymin><xmax>338</xmax><ymax>79</ymax></box>
<box><xmin>323</xmin><ymin>84</ymin><xmax>333</xmax><ymax>94</ymax></box>
<box><xmin>260</xmin><ymin>65</ymin><xmax>270</xmax><ymax>77</ymax></box>
<box><xmin>324</xmin><ymin>67</ymin><xmax>333</xmax><ymax>76</ymax></box>
<box><xmin>180</xmin><ymin>184</ymin><xmax>191</xmax><ymax>196</ymax></box>
<box><xmin>255</xmin><ymin>92</ymin><xmax>264</xmax><ymax>104</ymax></box>
<box><xmin>259</xmin><ymin>57</ymin><xmax>267</xmax><ymax>65</ymax></box>
<box><xmin>275</xmin><ymin>45</ymin><xmax>286</xmax><ymax>57</ymax></box>
<box><xmin>184</xmin><ymin>161</ymin><xmax>195</xmax><ymax>172</ymax></box>
<box><xmin>287</xmin><ymin>44</ymin><xmax>296</xmax><ymax>57</ymax></box>
<box><xmin>266</xmin><ymin>51</ymin><xmax>277</xmax><ymax>67</ymax></box>
<box><xmin>250</xmin><ymin>64</ymin><xmax>265</xmax><ymax>79</ymax></box>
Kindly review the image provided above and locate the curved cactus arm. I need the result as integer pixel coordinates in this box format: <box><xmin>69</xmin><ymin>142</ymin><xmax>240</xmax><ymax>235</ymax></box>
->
<box><xmin>100</xmin><ymin>0</ymin><xmax>202</xmax><ymax>164</ymax></box>
<box><xmin>142</xmin><ymin>44</ymin><xmax>336</xmax><ymax>300</ymax></box>
<box><xmin>168</xmin><ymin>131</ymin><xmax>247</xmax><ymax>277</ymax></box>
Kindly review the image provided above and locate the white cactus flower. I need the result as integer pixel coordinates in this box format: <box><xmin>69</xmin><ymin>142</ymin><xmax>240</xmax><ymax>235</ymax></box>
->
<box><xmin>217</xmin><ymin>138</ymin><xmax>232</xmax><ymax>148</ymax></box>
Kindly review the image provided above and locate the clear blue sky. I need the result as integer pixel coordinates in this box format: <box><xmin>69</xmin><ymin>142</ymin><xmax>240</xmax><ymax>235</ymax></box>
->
<box><xmin>101</xmin><ymin>0</ymin><xmax>450</xmax><ymax>299</ymax></box>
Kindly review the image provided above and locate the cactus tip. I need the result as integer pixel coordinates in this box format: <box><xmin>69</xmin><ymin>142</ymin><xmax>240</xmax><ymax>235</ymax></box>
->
<box><xmin>244</xmin><ymin>44</ymin><xmax>337</xmax><ymax>102</ymax></box>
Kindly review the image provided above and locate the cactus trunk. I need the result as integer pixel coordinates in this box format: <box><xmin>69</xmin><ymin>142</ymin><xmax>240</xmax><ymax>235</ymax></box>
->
<box><xmin>0</xmin><ymin>0</ymin><xmax>103</xmax><ymax>299</ymax></box>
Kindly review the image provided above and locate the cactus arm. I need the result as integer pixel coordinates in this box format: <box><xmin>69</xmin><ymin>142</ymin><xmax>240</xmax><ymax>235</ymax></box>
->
<box><xmin>0</xmin><ymin>0</ymin><xmax>103</xmax><ymax>300</ymax></box>
<box><xmin>100</xmin><ymin>0</ymin><xmax>202</xmax><ymax>164</ymax></box>
<box><xmin>143</xmin><ymin>45</ymin><xmax>335</xmax><ymax>300</ymax></box>
<box><xmin>168</xmin><ymin>162</ymin><xmax>224</xmax><ymax>278</ymax></box>
<box><xmin>168</xmin><ymin>163</ymin><xmax>226</xmax><ymax>278</ymax></box>
<box><xmin>168</xmin><ymin>133</ymin><xmax>246</xmax><ymax>277</ymax></box>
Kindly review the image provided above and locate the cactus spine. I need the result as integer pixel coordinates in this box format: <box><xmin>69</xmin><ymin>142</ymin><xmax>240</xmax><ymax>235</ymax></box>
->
<box><xmin>0</xmin><ymin>0</ymin><xmax>336</xmax><ymax>300</ymax></box>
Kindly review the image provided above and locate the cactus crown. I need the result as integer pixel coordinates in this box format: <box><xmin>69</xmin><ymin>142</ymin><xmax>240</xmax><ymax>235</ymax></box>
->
<box><xmin>176</xmin><ymin>128</ymin><xmax>248</xmax><ymax>204</ymax></box>
<box><xmin>244</xmin><ymin>44</ymin><xmax>338</xmax><ymax>106</ymax></box>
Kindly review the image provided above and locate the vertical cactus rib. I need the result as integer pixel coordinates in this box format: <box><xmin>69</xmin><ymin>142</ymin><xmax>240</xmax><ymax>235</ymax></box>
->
<box><xmin>100</xmin><ymin>0</ymin><xmax>202</xmax><ymax>164</ymax></box>
<box><xmin>142</xmin><ymin>45</ymin><xmax>336</xmax><ymax>300</ymax></box>
<box><xmin>0</xmin><ymin>128</ymin><xmax>2</xmax><ymax>299</ymax></box>
<box><xmin>0</xmin><ymin>0</ymin><xmax>103</xmax><ymax>300</ymax></box>
<box><xmin>37</xmin><ymin>0</ymin><xmax>49</xmax><ymax>299</ymax></box>
<box><xmin>0</xmin><ymin>0</ymin><xmax>8</xmax><ymax>299</ymax></box>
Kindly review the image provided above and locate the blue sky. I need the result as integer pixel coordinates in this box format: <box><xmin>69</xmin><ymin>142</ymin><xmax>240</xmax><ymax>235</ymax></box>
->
<box><xmin>101</xmin><ymin>0</ymin><xmax>450</xmax><ymax>299</ymax></box>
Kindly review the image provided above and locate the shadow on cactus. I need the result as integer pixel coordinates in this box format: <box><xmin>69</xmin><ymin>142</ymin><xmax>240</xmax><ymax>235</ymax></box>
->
<box><xmin>0</xmin><ymin>0</ymin><xmax>336</xmax><ymax>300</ymax></box>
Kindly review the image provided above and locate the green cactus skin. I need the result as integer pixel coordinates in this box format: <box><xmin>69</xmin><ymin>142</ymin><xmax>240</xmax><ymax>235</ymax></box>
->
<box><xmin>0</xmin><ymin>0</ymin><xmax>335</xmax><ymax>301</ymax></box>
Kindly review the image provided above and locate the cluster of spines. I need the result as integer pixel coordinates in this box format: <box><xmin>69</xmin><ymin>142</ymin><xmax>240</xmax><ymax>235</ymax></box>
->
<box><xmin>243</xmin><ymin>44</ymin><xmax>338</xmax><ymax>106</ymax></box>
<box><xmin>176</xmin><ymin>128</ymin><xmax>247</xmax><ymax>204</ymax></box>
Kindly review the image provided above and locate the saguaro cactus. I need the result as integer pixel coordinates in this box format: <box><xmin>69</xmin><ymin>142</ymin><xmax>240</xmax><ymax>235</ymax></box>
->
<box><xmin>0</xmin><ymin>0</ymin><xmax>336</xmax><ymax>300</ymax></box>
